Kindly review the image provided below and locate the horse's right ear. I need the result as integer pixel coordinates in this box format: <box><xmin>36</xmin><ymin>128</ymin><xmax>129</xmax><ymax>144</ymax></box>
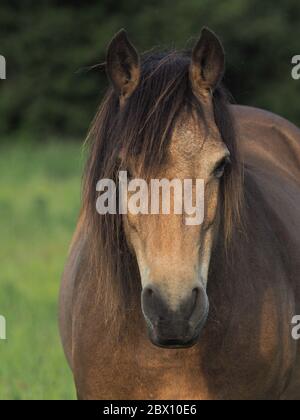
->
<box><xmin>106</xmin><ymin>30</ymin><xmax>140</xmax><ymax>104</ymax></box>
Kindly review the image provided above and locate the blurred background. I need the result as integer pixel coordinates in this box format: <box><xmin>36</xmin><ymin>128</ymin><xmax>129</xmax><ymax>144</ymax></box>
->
<box><xmin>0</xmin><ymin>0</ymin><xmax>299</xmax><ymax>400</ymax></box>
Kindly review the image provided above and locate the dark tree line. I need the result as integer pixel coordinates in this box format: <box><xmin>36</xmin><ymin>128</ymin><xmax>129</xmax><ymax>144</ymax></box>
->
<box><xmin>0</xmin><ymin>0</ymin><xmax>299</xmax><ymax>141</ymax></box>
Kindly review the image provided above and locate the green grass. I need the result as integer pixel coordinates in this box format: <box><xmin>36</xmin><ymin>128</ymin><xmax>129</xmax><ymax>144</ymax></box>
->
<box><xmin>0</xmin><ymin>142</ymin><xmax>84</xmax><ymax>400</ymax></box>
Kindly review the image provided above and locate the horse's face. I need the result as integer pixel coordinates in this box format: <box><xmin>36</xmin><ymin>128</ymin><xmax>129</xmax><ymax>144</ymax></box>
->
<box><xmin>123</xmin><ymin>111</ymin><xmax>229</xmax><ymax>348</ymax></box>
<box><xmin>107</xmin><ymin>28</ymin><xmax>227</xmax><ymax>348</ymax></box>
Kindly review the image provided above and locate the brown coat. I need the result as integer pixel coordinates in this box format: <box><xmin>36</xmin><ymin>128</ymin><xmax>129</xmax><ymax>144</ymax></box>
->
<box><xmin>59</xmin><ymin>105</ymin><xmax>300</xmax><ymax>400</ymax></box>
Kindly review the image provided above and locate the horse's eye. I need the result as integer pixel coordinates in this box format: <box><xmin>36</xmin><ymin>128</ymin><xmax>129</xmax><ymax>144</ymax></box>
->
<box><xmin>213</xmin><ymin>156</ymin><xmax>231</xmax><ymax>178</ymax></box>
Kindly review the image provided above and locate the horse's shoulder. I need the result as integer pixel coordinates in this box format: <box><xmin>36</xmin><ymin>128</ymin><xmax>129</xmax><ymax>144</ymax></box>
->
<box><xmin>231</xmin><ymin>105</ymin><xmax>300</xmax><ymax>137</ymax></box>
<box><xmin>230</xmin><ymin>105</ymin><xmax>300</xmax><ymax>180</ymax></box>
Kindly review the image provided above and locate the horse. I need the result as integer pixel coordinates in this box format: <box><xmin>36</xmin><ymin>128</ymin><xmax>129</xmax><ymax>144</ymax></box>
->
<box><xmin>59</xmin><ymin>28</ymin><xmax>300</xmax><ymax>400</ymax></box>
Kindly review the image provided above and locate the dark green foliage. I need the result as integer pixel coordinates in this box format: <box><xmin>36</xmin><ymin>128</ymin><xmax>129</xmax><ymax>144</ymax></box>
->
<box><xmin>0</xmin><ymin>0</ymin><xmax>299</xmax><ymax>141</ymax></box>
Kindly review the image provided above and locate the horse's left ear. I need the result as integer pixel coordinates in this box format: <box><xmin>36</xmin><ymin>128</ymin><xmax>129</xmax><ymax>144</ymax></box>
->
<box><xmin>106</xmin><ymin>29</ymin><xmax>140</xmax><ymax>104</ymax></box>
<box><xmin>190</xmin><ymin>27</ymin><xmax>225</xmax><ymax>96</ymax></box>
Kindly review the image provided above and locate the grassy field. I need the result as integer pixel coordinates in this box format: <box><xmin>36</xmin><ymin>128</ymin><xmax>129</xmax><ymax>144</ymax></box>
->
<box><xmin>0</xmin><ymin>142</ymin><xmax>84</xmax><ymax>400</ymax></box>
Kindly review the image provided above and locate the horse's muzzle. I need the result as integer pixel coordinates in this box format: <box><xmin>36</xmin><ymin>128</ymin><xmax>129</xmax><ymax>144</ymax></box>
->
<box><xmin>141</xmin><ymin>285</ymin><xmax>209</xmax><ymax>349</ymax></box>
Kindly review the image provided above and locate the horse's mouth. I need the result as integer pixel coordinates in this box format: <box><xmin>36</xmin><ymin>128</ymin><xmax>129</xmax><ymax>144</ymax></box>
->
<box><xmin>147</xmin><ymin>309</ymin><xmax>209</xmax><ymax>350</ymax></box>
<box><xmin>149</xmin><ymin>335</ymin><xmax>200</xmax><ymax>349</ymax></box>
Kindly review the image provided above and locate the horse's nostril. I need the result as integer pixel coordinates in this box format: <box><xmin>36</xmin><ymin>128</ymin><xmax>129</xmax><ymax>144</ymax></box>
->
<box><xmin>142</xmin><ymin>286</ymin><xmax>158</xmax><ymax>321</ymax></box>
<box><xmin>147</xmin><ymin>288</ymin><xmax>154</xmax><ymax>298</ymax></box>
<box><xmin>192</xmin><ymin>287</ymin><xmax>199</xmax><ymax>300</ymax></box>
<box><xmin>186</xmin><ymin>287</ymin><xmax>200</xmax><ymax>319</ymax></box>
